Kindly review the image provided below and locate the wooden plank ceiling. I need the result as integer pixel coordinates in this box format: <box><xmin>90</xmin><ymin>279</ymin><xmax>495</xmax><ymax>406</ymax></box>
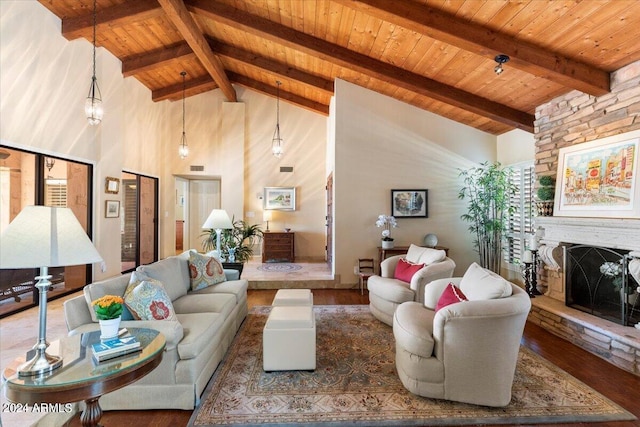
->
<box><xmin>39</xmin><ymin>0</ymin><xmax>640</xmax><ymax>135</ymax></box>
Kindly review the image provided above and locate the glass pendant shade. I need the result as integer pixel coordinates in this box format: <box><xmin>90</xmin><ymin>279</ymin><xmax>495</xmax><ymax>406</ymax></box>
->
<box><xmin>271</xmin><ymin>124</ymin><xmax>284</xmax><ymax>158</ymax></box>
<box><xmin>85</xmin><ymin>76</ymin><xmax>103</xmax><ymax>125</ymax></box>
<box><xmin>179</xmin><ymin>132</ymin><xmax>189</xmax><ymax>159</ymax></box>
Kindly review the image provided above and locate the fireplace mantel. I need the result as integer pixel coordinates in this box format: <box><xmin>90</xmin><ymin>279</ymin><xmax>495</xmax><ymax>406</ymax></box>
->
<box><xmin>536</xmin><ymin>216</ymin><xmax>640</xmax><ymax>252</ymax></box>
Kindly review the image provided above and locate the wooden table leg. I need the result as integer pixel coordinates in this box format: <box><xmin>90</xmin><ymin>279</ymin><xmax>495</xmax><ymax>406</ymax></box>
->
<box><xmin>81</xmin><ymin>397</ymin><xmax>103</xmax><ymax>427</ymax></box>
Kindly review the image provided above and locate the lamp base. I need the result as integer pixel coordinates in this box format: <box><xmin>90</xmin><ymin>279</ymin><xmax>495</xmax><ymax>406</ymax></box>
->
<box><xmin>18</xmin><ymin>349</ymin><xmax>62</xmax><ymax>376</ymax></box>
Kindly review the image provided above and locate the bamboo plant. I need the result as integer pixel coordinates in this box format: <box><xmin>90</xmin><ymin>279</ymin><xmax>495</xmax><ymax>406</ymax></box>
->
<box><xmin>458</xmin><ymin>162</ymin><xmax>517</xmax><ymax>273</ymax></box>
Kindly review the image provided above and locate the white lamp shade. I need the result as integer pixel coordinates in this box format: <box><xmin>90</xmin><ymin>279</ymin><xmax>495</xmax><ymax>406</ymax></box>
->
<box><xmin>202</xmin><ymin>209</ymin><xmax>233</xmax><ymax>230</ymax></box>
<box><xmin>0</xmin><ymin>206</ymin><xmax>103</xmax><ymax>268</ymax></box>
<box><xmin>263</xmin><ymin>211</ymin><xmax>272</xmax><ymax>221</ymax></box>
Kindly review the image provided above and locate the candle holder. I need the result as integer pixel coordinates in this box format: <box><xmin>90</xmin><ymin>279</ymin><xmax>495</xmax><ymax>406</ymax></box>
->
<box><xmin>530</xmin><ymin>249</ymin><xmax>542</xmax><ymax>296</ymax></box>
<box><xmin>522</xmin><ymin>261</ymin><xmax>535</xmax><ymax>298</ymax></box>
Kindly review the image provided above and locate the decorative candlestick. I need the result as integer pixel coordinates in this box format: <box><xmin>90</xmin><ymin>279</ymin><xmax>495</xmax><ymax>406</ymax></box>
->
<box><xmin>530</xmin><ymin>248</ymin><xmax>542</xmax><ymax>296</ymax></box>
<box><xmin>522</xmin><ymin>260</ymin><xmax>535</xmax><ymax>298</ymax></box>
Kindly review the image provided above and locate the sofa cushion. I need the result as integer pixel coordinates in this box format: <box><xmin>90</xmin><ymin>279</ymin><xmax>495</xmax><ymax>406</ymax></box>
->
<box><xmin>367</xmin><ymin>275</ymin><xmax>414</xmax><ymax>303</ymax></box>
<box><xmin>172</xmin><ymin>293</ymin><xmax>236</xmax><ymax>317</ymax></box>
<box><xmin>190</xmin><ymin>279</ymin><xmax>248</xmax><ymax>304</ymax></box>
<box><xmin>459</xmin><ymin>262</ymin><xmax>513</xmax><ymax>301</ymax></box>
<box><xmin>137</xmin><ymin>255</ymin><xmax>189</xmax><ymax>302</ymax></box>
<box><xmin>176</xmin><ymin>312</ymin><xmax>224</xmax><ymax>360</ymax></box>
<box><xmin>394</xmin><ymin>258</ymin><xmax>424</xmax><ymax>283</ymax></box>
<box><xmin>124</xmin><ymin>274</ymin><xmax>177</xmax><ymax>321</ymax></box>
<box><xmin>435</xmin><ymin>283</ymin><xmax>468</xmax><ymax>312</ymax></box>
<box><xmin>406</xmin><ymin>244</ymin><xmax>446</xmax><ymax>265</ymax></box>
<box><xmin>84</xmin><ymin>273</ymin><xmax>133</xmax><ymax>322</ymax></box>
<box><xmin>188</xmin><ymin>251</ymin><xmax>226</xmax><ymax>291</ymax></box>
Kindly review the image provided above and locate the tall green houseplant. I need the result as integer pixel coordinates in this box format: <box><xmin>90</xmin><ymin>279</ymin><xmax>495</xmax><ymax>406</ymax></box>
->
<box><xmin>201</xmin><ymin>217</ymin><xmax>263</xmax><ymax>263</ymax></box>
<box><xmin>459</xmin><ymin>162</ymin><xmax>517</xmax><ymax>273</ymax></box>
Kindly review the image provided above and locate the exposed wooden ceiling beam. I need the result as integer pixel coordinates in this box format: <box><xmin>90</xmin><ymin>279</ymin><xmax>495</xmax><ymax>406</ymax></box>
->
<box><xmin>157</xmin><ymin>0</ymin><xmax>237</xmax><ymax>102</ymax></box>
<box><xmin>227</xmin><ymin>72</ymin><xmax>330</xmax><ymax>116</ymax></box>
<box><xmin>336</xmin><ymin>0</ymin><xmax>610</xmax><ymax>96</ymax></box>
<box><xmin>152</xmin><ymin>71</ymin><xmax>329</xmax><ymax>115</ymax></box>
<box><xmin>187</xmin><ymin>0</ymin><xmax>533</xmax><ymax>132</ymax></box>
<box><xmin>152</xmin><ymin>74</ymin><xmax>217</xmax><ymax>102</ymax></box>
<box><xmin>123</xmin><ymin>39</ymin><xmax>334</xmax><ymax>96</ymax></box>
<box><xmin>61</xmin><ymin>0</ymin><xmax>162</xmax><ymax>41</ymax></box>
<box><xmin>122</xmin><ymin>42</ymin><xmax>196</xmax><ymax>77</ymax></box>
<box><xmin>208</xmin><ymin>39</ymin><xmax>335</xmax><ymax>96</ymax></box>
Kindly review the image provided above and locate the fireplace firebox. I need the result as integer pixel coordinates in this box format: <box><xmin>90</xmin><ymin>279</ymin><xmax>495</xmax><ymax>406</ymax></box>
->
<box><xmin>564</xmin><ymin>244</ymin><xmax>640</xmax><ymax>326</ymax></box>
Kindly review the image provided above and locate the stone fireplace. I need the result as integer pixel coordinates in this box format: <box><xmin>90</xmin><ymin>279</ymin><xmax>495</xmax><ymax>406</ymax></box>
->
<box><xmin>527</xmin><ymin>216</ymin><xmax>640</xmax><ymax>375</ymax></box>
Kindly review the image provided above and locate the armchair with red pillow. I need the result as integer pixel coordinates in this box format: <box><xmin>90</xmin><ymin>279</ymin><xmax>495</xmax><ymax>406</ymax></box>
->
<box><xmin>367</xmin><ymin>244</ymin><xmax>456</xmax><ymax>326</ymax></box>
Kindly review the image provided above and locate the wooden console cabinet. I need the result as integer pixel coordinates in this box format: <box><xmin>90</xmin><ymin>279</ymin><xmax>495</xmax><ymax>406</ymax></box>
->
<box><xmin>262</xmin><ymin>232</ymin><xmax>295</xmax><ymax>263</ymax></box>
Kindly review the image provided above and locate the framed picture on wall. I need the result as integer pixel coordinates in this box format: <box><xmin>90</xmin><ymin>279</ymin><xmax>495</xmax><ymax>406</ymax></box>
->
<box><xmin>105</xmin><ymin>200</ymin><xmax>120</xmax><ymax>218</ymax></box>
<box><xmin>105</xmin><ymin>177</ymin><xmax>120</xmax><ymax>194</ymax></box>
<box><xmin>554</xmin><ymin>129</ymin><xmax>640</xmax><ymax>218</ymax></box>
<box><xmin>391</xmin><ymin>189</ymin><xmax>428</xmax><ymax>218</ymax></box>
<box><xmin>264</xmin><ymin>187</ymin><xmax>296</xmax><ymax>211</ymax></box>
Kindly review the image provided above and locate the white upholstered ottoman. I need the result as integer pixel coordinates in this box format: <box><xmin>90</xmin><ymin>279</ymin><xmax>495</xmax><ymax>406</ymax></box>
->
<box><xmin>263</xmin><ymin>305</ymin><xmax>316</xmax><ymax>371</ymax></box>
<box><xmin>272</xmin><ymin>288</ymin><xmax>313</xmax><ymax>306</ymax></box>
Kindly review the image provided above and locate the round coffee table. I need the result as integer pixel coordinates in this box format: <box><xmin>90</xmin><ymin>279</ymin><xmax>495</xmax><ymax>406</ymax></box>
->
<box><xmin>3</xmin><ymin>327</ymin><xmax>165</xmax><ymax>427</ymax></box>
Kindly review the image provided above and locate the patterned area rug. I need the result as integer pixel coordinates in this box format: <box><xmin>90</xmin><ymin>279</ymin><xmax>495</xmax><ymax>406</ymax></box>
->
<box><xmin>189</xmin><ymin>305</ymin><xmax>635</xmax><ymax>426</ymax></box>
<box><xmin>257</xmin><ymin>263</ymin><xmax>303</xmax><ymax>272</ymax></box>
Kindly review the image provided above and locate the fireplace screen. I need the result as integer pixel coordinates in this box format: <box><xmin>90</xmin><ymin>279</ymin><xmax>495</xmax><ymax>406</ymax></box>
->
<box><xmin>564</xmin><ymin>244</ymin><xmax>639</xmax><ymax>327</ymax></box>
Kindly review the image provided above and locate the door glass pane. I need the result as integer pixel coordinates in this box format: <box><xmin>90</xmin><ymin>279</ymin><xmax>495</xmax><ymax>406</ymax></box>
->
<box><xmin>0</xmin><ymin>147</ymin><xmax>92</xmax><ymax>318</ymax></box>
<box><xmin>121</xmin><ymin>172</ymin><xmax>138</xmax><ymax>272</ymax></box>
<box><xmin>139</xmin><ymin>175</ymin><xmax>157</xmax><ymax>265</ymax></box>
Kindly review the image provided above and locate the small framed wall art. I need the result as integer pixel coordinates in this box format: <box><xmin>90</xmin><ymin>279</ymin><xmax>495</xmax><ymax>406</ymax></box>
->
<box><xmin>105</xmin><ymin>200</ymin><xmax>120</xmax><ymax>218</ymax></box>
<box><xmin>391</xmin><ymin>189</ymin><xmax>428</xmax><ymax>218</ymax></box>
<box><xmin>105</xmin><ymin>177</ymin><xmax>120</xmax><ymax>194</ymax></box>
<box><xmin>264</xmin><ymin>187</ymin><xmax>296</xmax><ymax>211</ymax></box>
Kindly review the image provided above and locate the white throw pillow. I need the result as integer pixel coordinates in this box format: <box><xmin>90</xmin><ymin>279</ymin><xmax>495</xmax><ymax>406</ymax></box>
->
<box><xmin>459</xmin><ymin>262</ymin><xmax>513</xmax><ymax>300</ymax></box>
<box><xmin>406</xmin><ymin>244</ymin><xmax>446</xmax><ymax>265</ymax></box>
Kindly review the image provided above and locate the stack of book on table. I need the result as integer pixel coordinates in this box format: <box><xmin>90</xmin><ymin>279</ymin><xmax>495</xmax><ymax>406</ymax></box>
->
<box><xmin>92</xmin><ymin>330</ymin><xmax>141</xmax><ymax>363</ymax></box>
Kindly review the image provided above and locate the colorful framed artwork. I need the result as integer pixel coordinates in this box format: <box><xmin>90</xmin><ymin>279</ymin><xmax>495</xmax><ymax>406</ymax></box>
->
<box><xmin>264</xmin><ymin>187</ymin><xmax>296</xmax><ymax>211</ymax></box>
<box><xmin>105</xmin><ymin>200</ymin><xmax>120</xmax><ymax>218</ymax></box>
<box><xmin>391</xmin><ymin>189</ymin><xmax>428</xmax><ymax>218</ymax></box>
<box><xmin>554</xmin><ymin>129</ymin><xmax>640</xmax><ymax>218</ymax></box>
<box><xmin>105</xmin><ymin>177</ymin><xmax>120</xmax><ymax>194</ymax></box>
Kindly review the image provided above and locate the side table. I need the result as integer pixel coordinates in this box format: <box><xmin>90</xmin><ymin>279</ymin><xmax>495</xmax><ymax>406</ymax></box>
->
<box><xmin>2</xmin><ymin>327</ymin><xmax>165</xmax><ymax>427</ymax></box>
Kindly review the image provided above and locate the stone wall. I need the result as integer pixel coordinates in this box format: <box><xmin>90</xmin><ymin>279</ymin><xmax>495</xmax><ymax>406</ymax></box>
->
<box><xmin>534</xmin><ymin>61</ymin><xmax>640</xmax><ymax>180</ymax></box>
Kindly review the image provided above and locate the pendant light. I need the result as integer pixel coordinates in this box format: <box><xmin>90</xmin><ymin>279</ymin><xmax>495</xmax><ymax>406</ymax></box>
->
<box><xmin>179</xmin><ymin>71</ymin><xmax>189</xmax><ymax>160</ymax></box>
<box><xmin>85</xmin><ymin>0</ymin><xmax>103</xmax><ymax>125</ymax></box>
<box><xmin>271</xmin><ymin>81</ymin><xmax>284</xmax><ymax>158</ymax></box>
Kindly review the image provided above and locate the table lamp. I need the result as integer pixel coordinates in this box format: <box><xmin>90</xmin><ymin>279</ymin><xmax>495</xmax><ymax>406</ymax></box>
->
<box><xmin>0</xmin><ymin>206</ymin><xmax>103</xmax><ymax>376</ymax></box>
<box><xmin>202</xmin><ymin>209</ymin><xmax>233</xmax><ymax>258</ymax></box>
<box><xmin>263</xmin><ymin>210</ymin><xmax>272</xmax><ymax>232</ymax></box>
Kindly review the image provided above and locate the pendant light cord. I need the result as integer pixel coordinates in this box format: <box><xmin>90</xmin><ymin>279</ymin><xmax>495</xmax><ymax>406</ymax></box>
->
<box><xmin>92</xmin><ymin>0</ymin><xmax>97</xmax><ymax>83</ymax></box>
<box><xmin>181</xmin><ymin>71</ymin><xmax>186</xmax><ymax>135</ymax></box>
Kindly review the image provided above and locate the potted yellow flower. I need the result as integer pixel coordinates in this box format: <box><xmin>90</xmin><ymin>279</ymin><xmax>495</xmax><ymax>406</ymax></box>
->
<box><xmin>92</xmin><ymin>295</ymin><xmax>124</xmax><ymax>339</ymax></box>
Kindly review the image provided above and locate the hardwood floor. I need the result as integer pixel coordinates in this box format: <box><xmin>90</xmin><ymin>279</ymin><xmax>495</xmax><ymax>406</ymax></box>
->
<box><xmin>12</xmin><ymin>289</ymin><xmax>640</xmax><ymax>427</ymax></box>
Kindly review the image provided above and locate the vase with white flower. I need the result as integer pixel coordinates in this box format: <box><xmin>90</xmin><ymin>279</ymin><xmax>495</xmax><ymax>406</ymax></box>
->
<box><xmin>92</xmin><ymin>295</ymin><xmax>124</xmax><ymax>340</ymax></box>
<box><xmin>600</xmin><ymin>260</ymin><xmax>639</xmax><ymax>306</ymax></box>
<box><xmin>376</xmin><ymin>215</ymin><xmax>397</xmax><ymax>249</ymax></box>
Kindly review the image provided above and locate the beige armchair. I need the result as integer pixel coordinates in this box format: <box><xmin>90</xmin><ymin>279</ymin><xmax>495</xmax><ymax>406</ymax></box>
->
<box><xmin>367</xmin><ymin>245</ymin><xmax>456</xmax><ymax>326</ymax></box>
<box><xmin>392</xmin><ymin>271</ymin><xmax>531</xmax><ymax>407</ymax></box>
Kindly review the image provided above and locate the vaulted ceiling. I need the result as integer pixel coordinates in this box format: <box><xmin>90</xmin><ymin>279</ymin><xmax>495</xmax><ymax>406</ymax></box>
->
<box><xmin>38</xmin><ymin>0</ymin><xmax>640</xmax><ymax>135</ymax></box>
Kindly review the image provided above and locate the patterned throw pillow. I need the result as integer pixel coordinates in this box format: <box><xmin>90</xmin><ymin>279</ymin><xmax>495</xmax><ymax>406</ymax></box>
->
<box><xmin>188</xmin><ymin>251</ymin><xmax>226</xmax><ymax>291</ymax></box>
<box><xmin>394</xmin><ymin>258</ymin><xmax>425</xmax><ymax>283</ymax></box>
<box><xmin>436</xmin><ymin>283</ymin><xmax>468</xmax><ymax>312</ymax></box>
<box><xmin>124</xmin><ymin>272</ymin><xmax>177</xmax><ymax>321</ymax></box>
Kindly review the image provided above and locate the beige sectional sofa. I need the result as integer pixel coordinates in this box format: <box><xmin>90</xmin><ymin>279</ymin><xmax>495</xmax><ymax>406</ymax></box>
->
<box><xmin>63</xmin><ymin>250</ymin><xmax>248</xmax><ymax>410</ymax></box>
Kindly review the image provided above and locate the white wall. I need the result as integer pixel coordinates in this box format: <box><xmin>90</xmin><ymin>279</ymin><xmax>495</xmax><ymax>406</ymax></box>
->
<box><xmin>0</xmin><ymin>0</ymin><xmax>168</xmax><ymax>281</ymax></box>
<box><xmin>497</xmin><ymin>129</ymin><xmax>535</xmax><ymax>165</ymax></box>
<box><xmin>332</xmin><ymin>79</ymin><xmax>497</xmax><ymax>284</ymax></box>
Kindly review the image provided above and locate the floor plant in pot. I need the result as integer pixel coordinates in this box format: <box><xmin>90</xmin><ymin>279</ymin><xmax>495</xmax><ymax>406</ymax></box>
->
<box><xmin>201</xmin><ymin>216</ymin><xmax>263</xmax><ymax>263</ymax></box>
<box><xmin>459</xmin><ymin>162</ymin><xmax>517</xmax><ymax>273</ymax></box>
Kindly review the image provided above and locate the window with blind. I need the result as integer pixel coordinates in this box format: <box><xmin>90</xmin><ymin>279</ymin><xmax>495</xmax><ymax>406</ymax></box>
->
<box><xmin>503</xmin><ymin>162</ymin><xmax>535</xmax><ymax>267</ymax></box>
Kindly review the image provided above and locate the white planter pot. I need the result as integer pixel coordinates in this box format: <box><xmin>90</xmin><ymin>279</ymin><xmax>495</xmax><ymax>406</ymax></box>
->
<box><xmin>99</xmin><ymin>316</ymin><xmax>121</xmax><ymax>340</ymax></box>
<box><xmin>381</xmin><ymin>240</ymin><xmax>394</xmax><ymax>249</ymax></box>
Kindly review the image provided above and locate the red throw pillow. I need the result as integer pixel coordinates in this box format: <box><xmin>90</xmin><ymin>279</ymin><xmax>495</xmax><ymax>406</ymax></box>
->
<box><xmin>436</xmin><ymin>283</ymin><xmax>468</xmax><ymax>312</ymax></box>
<box><xmin>394</xmin><ymin>258</ymin><xmax>425</xmax><ymax>283</ymax></box>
